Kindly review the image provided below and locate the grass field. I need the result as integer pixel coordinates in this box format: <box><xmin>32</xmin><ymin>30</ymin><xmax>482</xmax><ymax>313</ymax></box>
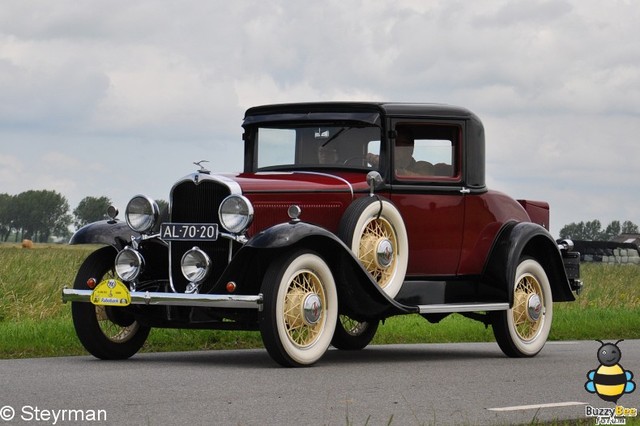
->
<box><xmin>1</xmin><ymin>243</ymin><xmax>639</xmax><ymax>359</ymax></box>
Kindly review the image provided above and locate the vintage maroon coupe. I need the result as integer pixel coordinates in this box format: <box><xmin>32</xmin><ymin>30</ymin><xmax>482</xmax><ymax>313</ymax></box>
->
<box><xmin>63</xmin><ymin>102</ymin><xmax>582</xmax><ymax>367</ymax></box>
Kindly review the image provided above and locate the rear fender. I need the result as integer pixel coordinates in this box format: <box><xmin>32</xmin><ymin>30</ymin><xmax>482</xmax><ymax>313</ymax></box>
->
<box><xmin>70</xmin><ymin>220</ymin><xmax>140</xmax><ymax>251</ymax></box>
<box><xmin>483</xmin><ymin>221</ymin><xmax>575</xmax><ymax>304</ymax></box>
<box><xmin>238</xmin><ymin>221</ymin><xmax>415</xmax><ymax>319</ymax></box>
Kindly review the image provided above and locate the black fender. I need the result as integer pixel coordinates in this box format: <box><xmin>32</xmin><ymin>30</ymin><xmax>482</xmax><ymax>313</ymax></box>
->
<box><xmin>483</xmin><ymin>221</ymin><xmax>575</xmax><ymax>305</ymax></box>
<box><xmin>69</xmin><ymin>220</ymin><xmax>140</xmax><ymax>250</ymax></box>
<box><xmin>232</xmin><ymin>221</ymin><xmax>416</xmax><ymax>319</ymax></box>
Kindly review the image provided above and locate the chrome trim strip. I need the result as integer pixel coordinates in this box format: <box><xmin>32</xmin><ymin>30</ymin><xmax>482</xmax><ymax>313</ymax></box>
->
<box><xmin>417</xmin><ymin>302</ymin><xmax>509</xmax><ymax>314</ymax></box>
<box><xmin>293</xmin><ymin>171</ymin><xmax>354</xmax><ymax>197</ymax></box>
<box><xmin>62</xmin><ymin>288</ymin><xmax>263</xmax><ymax>311</ymax></box>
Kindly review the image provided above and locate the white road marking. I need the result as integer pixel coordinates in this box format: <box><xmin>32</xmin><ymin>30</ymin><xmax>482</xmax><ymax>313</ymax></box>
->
<box><xmin>487</xmin><ymin>402</ymin><xmax>588</xmax><ymax>412</ymax></box>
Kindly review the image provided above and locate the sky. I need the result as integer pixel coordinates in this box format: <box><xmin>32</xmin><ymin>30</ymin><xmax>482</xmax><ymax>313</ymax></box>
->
<box><xmin>1</xmin><ymin>0</ymin><xmax>639</xmax><ymax>237</ymax></box>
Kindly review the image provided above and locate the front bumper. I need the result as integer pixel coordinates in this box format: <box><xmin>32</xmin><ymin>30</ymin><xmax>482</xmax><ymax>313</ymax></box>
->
<box><xmin>62</xmin><ymin>288</ymin><xmax>263</xmax><ymax>311</ymax></box>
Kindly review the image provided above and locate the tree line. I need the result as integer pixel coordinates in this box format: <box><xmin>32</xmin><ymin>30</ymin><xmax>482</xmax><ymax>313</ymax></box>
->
<box><xmin>559</xmin><ymin>220</ymin><xmax>639</xmax><ymax>241</ymax></box>
<box><xmin>0</xmin><ymin>191</ymin><xmax>112</xmax><ymax>243</ymax></box>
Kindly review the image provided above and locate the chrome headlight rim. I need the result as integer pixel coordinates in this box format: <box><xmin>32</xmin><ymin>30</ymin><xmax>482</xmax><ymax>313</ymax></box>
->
<box><xmin>181</xmin><ymin>246</ymin><xmax>212</xmax><ymax>284</ymax></box>
<box><xmin>218</xmin><ymin>195</ymin><xmax>254</xmax><ymax>234</ymax></box>
<box><xmin>115</xmin><ymin>247</ymin><xmax>145</xmax><ymax>282</ymax></box>
<box><xmin>125</xmin><ymin>194</ymin><xmax>160</xmax><ymax>233</ymax></box>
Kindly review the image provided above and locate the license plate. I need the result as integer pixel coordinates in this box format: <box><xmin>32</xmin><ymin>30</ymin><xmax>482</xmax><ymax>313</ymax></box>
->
<box><xmin>160</xmin><ymin>223</ymin><xmax>219</xmax><ymax>241</ymax></box>
<box><xmin>91</xmin><ymin>279</ymin><xmax>131</xmax><ymax>306</ymax></box>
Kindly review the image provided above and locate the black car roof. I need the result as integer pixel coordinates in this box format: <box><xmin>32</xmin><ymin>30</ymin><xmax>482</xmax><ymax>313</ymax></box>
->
<box><xmin>243</xmin><ymin>102</ymin><xmax>477</xmax><ymax>121</ymax></box>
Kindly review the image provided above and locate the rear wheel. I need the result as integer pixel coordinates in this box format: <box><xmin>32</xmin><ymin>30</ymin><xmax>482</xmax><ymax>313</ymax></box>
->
<box><xmin>331</xmin><ymin>316</ymin><xmax>379</xmax><ymax>350</ymax></box>
<box><xmin>71</xmin><ymin>246</ymin><xmax>150</xmax><ymax>359</ymax></box>
<box><xmin>492</xmin><ymin>258</ymin><xmax>553</xmax><ymax>357</ymax></box>
<box><xmin>259</xmin><ymin>250</ymin><xmax>338</xmax><ymax>367</ymax></box>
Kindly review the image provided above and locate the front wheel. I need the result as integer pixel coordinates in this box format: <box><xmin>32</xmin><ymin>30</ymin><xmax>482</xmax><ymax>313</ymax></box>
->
<box><xmin>259</xmin><ymin>250</ymin><xmax>338</xmax><ymax>367</ymax></box>
<box><xmin>492</xmin><ymin>258</ymin><xmax>553</xmax><ymax>357</ymax></box>
<box><xmin>71</xmin><ymin>246</ymin><xmax>150</xmax><ymax>359</ymax></box>
<box><xmin>331</xmin><ymin>316</ymin><xmax>379</xmax><ymax>350</ymax></box>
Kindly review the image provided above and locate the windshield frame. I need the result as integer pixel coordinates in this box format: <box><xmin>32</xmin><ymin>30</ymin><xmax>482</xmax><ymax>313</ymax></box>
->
<box><xmin>243</xmin><ymin>120</ymin><xmax>383</xmax><ymax>173</ymax></box>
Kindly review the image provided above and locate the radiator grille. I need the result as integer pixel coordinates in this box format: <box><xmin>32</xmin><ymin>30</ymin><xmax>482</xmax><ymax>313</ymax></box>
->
<box><xmin>169</xmin><ymin>179</ymin><xmax>231</xmax><ymax>293</ymax></box>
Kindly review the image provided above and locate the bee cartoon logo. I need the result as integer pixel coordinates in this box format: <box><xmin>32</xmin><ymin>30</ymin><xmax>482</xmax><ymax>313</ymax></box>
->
<box><xmin>585</xmin><ymin>339</ymin><xmax>636</xmax><ymax>403</ymax></box>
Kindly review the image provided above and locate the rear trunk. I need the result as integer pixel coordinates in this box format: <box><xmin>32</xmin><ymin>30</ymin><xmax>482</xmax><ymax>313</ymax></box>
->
<box><xmin>518</xmin><ymin>199</ymin><xmax>550</xmax><ymax>230</ymax></box>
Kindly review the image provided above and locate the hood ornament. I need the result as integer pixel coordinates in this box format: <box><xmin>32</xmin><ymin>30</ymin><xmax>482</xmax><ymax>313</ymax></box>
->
<box><xmin>193</xmin><ymin>160</ymin><xmax>211</xmax><ymax>175</ymax></box>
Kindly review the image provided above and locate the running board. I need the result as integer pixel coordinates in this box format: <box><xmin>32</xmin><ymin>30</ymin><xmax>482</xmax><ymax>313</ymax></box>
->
<box><xmin>417</xmin><ymin>302</ymin><xmax>509</xmax><ymax>314</ymax></box>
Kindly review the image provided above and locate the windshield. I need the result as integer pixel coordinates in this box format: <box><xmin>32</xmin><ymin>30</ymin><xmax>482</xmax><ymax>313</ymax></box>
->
<box><xmin>253</xmin><ymin>124</ymin><xmax>381</xmax><ymax>171</ymax></box>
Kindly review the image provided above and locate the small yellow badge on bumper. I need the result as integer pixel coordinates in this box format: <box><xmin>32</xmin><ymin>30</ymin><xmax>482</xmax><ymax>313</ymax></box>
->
<box><xmin>91</xmin><ymin>279</ymin><xmax>131</xmax><ymax>306</ymax></box>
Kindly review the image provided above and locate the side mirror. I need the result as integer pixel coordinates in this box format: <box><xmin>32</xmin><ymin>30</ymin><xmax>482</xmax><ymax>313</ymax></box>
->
<box><xmin>366</xmin><ymin>171</ymin><xmax>383</xmax><ymax>196</ymax></box>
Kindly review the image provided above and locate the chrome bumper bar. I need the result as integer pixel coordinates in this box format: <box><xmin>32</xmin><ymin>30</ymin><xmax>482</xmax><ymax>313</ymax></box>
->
<box><xmin>62</xmin><ymin>288</ymin><xmax>263</xmax><ymax>311</ymax></box>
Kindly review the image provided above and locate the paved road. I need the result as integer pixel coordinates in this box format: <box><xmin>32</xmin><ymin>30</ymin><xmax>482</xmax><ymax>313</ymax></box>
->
<box><xmin>1</xmin><ymin>340</ymin><xmax>638</xmax><ymax>425</ymax></box>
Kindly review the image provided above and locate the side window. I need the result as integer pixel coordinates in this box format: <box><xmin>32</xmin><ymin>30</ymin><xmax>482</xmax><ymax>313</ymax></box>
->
<box><xmin>394</xmin><ymin>124</ymin><xmax>459</xmax><ymax>179</ymax></box>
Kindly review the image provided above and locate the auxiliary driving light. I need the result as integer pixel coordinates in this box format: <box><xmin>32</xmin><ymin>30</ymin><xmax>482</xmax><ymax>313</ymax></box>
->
<box><xmin>115</xmin><ymin>247</ymin><xmax>145</xmax><ymax>281</ymax></box>
<box><xmin>181</xmin><ymin>247</ymin><xmax>211</xmax><ymax>284</ymax></box>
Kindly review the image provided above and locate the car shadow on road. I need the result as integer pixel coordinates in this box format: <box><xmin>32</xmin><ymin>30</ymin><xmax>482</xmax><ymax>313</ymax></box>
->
<box><xmin>64</xmin><ymin>342</ymin><xmax>507</xmax><ymax>369</ymax></box>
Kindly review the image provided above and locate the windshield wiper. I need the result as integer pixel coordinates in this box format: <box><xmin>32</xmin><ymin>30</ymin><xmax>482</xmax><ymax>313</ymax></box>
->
<box><xmin>321</xmin><ymin>127</ymin><xmax>351</xmax><ymax>147</ymax></box>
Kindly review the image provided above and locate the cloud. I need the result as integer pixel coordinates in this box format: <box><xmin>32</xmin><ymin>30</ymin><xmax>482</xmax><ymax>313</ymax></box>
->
<box><xmin>0</xmin><ymin>0</ymin><xmax>639</xmax><ymax>235</ymax></box>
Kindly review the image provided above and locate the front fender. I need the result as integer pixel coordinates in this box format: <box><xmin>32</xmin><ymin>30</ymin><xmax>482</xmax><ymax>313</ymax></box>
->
<box><xmin>69</xmin><ymin>220</ymin><xmax>140</xmax><ymax>250</ymax></box>
<box><xmin>483</xmin><ymin>221</ymin><xmax>575</xmax><ymax>304</ymax></box>
<box><xmin>236</xmin><ymin>221</ymin><xmax>415</xmax><ymax>319</ymax></box>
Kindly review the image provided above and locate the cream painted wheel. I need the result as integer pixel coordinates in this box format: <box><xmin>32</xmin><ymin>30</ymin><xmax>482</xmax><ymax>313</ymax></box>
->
<box><xmin>95</xmin><ymin>305</ymin><xmax>141</xmax><ymax>344</ymax></box>
<box><xmin>260</xmin><ymin>250</ymin><xmax>338</xmax><ymax>367</ymax></box>
<box><xmin>492</xmin><ymin>258</ymin><xmax>553</xmax><ymax>357</ymax></box>
<box><xmin>338</xmin><ymin>197</ymin><xmax>408</xmax><ymax>298</ymax></box>
<box><xmin>331</xmin><ymin>315</ymin><xmax>379</xmax><ymax>350</ymax></box>
<box><xmin>71</xmin><ymin>246</ymin><xmax>150</xmax><ymax>360</ymax></box>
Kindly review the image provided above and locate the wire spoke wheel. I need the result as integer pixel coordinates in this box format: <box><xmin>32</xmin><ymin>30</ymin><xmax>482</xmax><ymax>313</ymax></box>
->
<box><xmin>358</xmin><ymin>217</ymin><xmax>397</xmax><ymax>289</ymax></box>
<box><xmin>492</xmin><ymin>257</ymin><xmax>553</xmax><ymax>357</ymax></box>
<box><xmin>339</xmin><ymin>315</ymin><xmax>367</xmax><ymax>336</ymax></box>
<box><xmin>95</xmin><ymin>305</ymin><xmax>141</xmax><ymax>344</ymax></box>
<box><xmin>283</xmin><ymin>269</ymin><xmax>326</xmax><ymax>348</ymax></box>
<box><xmin>512</xmin><ymin>274</ymin><xmax>544</xmax><ymax>341</ymax></box>
<box><xmin>260</xmin><ymin>250</ymin><xmax>338</xmax><ymax>367</ymax></box>
<box><xmin>71</xmin><ymin>246</ymin><xmax>150</xmax><ymax>360</ymax></box>
<box><xmin>331</xmin><ymin>315</ymin><xmax>379</xmax><ymax>350</ymax></box>
<box><xmin>338</xmin><ymin>197</ymin><xmax>408</xmax><ymax>298</ymax></box>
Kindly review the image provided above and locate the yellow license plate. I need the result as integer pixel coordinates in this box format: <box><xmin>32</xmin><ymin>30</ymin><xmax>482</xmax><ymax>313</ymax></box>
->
<box><xmin>91</xmin><ymin>279</ymin><xmax>131</xmax><ymax>306</ymax></box>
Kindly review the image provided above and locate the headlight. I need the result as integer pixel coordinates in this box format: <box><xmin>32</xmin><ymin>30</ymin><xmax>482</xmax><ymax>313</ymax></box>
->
<box><xmin>125</xmin><ymin>195</ymin><xmax>159</xmax><ymax>233</ymax></box>
<box><xmin>181</xmin><ymin>247</ymin><xmax>211</xmax><ymax>283</ymax></box>
<box><xmin>115</xmin><ymin>247</ymin><xmax>144</xmax><ymax>281</ymax></box>
<box><xmin>218</xmin><ymin>195</ymin><xmax>253</xmax><ymax>233</ymax></box>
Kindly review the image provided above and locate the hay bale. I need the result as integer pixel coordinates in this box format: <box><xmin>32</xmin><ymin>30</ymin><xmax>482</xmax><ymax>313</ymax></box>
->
<box><xmin>21</xmin><ymin>239</ymin><xmax>34</xmax><ymax>249</ymax></box>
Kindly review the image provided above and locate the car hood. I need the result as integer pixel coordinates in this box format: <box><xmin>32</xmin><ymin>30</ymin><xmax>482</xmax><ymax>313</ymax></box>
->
<box><xmin>221</xmin><ymin>171</ymin><xmax>371</xmax><ymax>194</ymax></box>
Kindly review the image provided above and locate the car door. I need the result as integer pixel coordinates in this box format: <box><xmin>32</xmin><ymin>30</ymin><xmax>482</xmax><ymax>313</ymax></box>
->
<box><xmin>388</xmin><ymin>121</ymin><xmax>466</xmax><ymax>276</ymax></box>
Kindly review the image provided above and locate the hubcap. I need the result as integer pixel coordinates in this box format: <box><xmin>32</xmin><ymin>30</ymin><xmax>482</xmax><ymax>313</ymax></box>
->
<box><xmin>375</xmin><ymin>239</ymin><xmax>394</xmax><ymax>268</ymax></box>
<box><xmin>302</xmin><ymin>293</ymin><xmax>323</xmax><ymax>325</ymax></box>
<box><xmin>526</xmin><ymin>294</ymin><xmax>542</xmax><ymax>322</ymax></box>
